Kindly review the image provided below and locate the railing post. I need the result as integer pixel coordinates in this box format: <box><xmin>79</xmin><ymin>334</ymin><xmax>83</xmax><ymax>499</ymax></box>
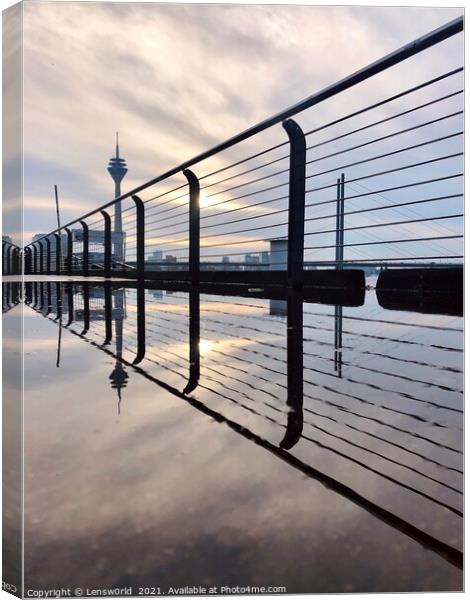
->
<box><xmin>131</xmin><ymin>195</ymin><xmax>145</xmax><ymax>280</ymax></box>
<box><xmin>38</xmin><ymin>240</ymin><xmax>44</xmax><ymax>274</ymax></box>
<box><xmin>65</xmin><ymin>228</ymin><xmax>73</xmax><ymax>276</ymax></box>
<box><xmin>334</xmin><ymin>304</ymin><xmax>343</xmax><ymax>377</ymax></box>
<box><xmin>103</xmin><ymin>282</ymin><xmax>112</xmax><ymax>344</ymax></box>
<box><xmin>8</xmin><ymin>282</ymin><xmax>13</xmax><ymax>305</ymax></box>
<box><xmin>335</xmin><ymin>177</ymin><xmax>341</xmax><ymax>269</ymax></box>
<box><xmin>183</xmin><ymin>288</ymin><xmax>200</xmax><ymax>395</ymax></box>
<box><xmin>46</xmin><ymin>282</ymin><xmax>52</xmax><ymax>315</ymax></box>
<box><xmin>56</xmin><ymin>283</ymin><xmax>63</xmax><ymax>368</ymax></box>
<box><xmin>24</xmin><ymin>247</ymin><xmax>31</xmax><ymax>274</ymax></box>
<box><xmin>133</xmin><ymin>284</ymin><xmax>146</xmax><ymax>364</ymax></box>
<box><xmin>33</xmin><ymin>282</ymin><xmax>39</xmax><ymax>308</ymax></box>
<box><xmin>45</xmin><ymin>237</ymin><xmax>51</xmax><ymax>275</ymax></box>
<box><xmin>4</xmin><ymin>244</ymin><xmax>9</xmax><ymax>274</ymax></box>
<box><xmin>79</xmin><ymin>221</ymin><xmax>89</xmax><ymax>276</ymax></box>
<box><xmin>283</xmin><ymin>119</ymin><xmax>307</xmax><ymax>288</ymax></box>
<box><xmin>55</xmin><ymin>282</ymin><xmax>62</xmax><ymax>321</ymax></box>
<box><xmin>66</xmin><ymin>284</ymin><xmax>74</xmax><ymax>327</ymax></box>
<box><xmin>280</xmin><ymin>289</ymin><xmax>304</xmax><ymax>449</ymax></box>
<box><xmin>339</xmin><ymin>173</ymin><xmax>345</xmax><ymax>269</ymax></box>
<box><xmin>54</xmin><ymin>233</ymin><xmax>62</xmax><ymax>275</ymax></box>
<box><xmin>101</xmin><ymin>210</ymin><xmax>112</xmax><ymax>278</ymax></box>
<box><xmin>14</xmin><ymin>248</ymin><xmax>21</xmax><ymax>274</ymax></box>
<box><xmin>32</xmin><ymin>244</ymin><xmax>38</xmax><ymax>274</ymax></box>
<box><xmin>25</xmin><ymin>281</ymin><xmax>32</xmax><ymax>304</ymax></box>
<box><xmin>23</xmin><ymin>248</ymin><xmax>26</xmax><ymax>274</ymax></box>
<box><xmin>6</xmin><ymin>245</ymin><xmax>13</xmax><ymax>274</ymax></box>
<box><xmin>38</xmin><ymin>282</ymin><xmax>44</xmax><ymax>310</ymax></box>
<box><xmin>81</xmin><ymin>283</ymin><xmax>90</xmax><ymax>334</ymax></box>
<box><xmin>183</xmin><ymin>169</ymin><xmax>200</xmax><ymax>284</ymax></box>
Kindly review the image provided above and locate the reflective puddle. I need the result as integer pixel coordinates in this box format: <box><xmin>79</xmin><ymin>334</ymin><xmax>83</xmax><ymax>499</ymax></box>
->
<box><xmin>4</xmin><ymin>280</ymin><xmax>463</xmax><ymax>593</ymax></box>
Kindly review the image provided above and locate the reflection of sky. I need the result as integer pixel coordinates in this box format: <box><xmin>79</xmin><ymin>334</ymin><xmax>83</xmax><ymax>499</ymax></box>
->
<box><xmin>5</xmin><ymin>2</ymin><xmax>462</xmax><ymax>264</ymax></box>
<box><xmin>23</xmin><ymin>284</ymin><xmax>462</xmax><ymax>592</ymax></box>
<box><xmin>3</xmin><ymin>300</ymin><xmax>23</xmax><ymax>590</ymax></box>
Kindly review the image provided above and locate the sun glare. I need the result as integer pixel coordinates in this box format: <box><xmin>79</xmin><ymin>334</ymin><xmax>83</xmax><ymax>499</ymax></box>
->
<box><xmin>199</xmin><ymin>192</ymin><xmax>214</xmax><ymax>209</ymax></box>
<box><xmin>199</xmin><ymin>339</ymin><xmax>214</xmax><ymax>355</ymax></box>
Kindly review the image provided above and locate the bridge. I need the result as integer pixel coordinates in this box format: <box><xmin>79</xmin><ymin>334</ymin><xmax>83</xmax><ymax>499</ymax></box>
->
<box><xmin>7</xmin><ymin>17</ymin><xmax>463</xmax><ymax>296</ymax></box>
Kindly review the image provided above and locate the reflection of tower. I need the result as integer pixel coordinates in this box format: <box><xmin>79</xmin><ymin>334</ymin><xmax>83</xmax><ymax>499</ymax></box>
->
<box><xmin>107</xmin><ymin>133</ymin><xmax>127</xmax><ymax>263</ymax></box>
<box><xmin>109</xmin><ymin>288</ymin><xmax>128</xmax><ymax>414</ymax></box>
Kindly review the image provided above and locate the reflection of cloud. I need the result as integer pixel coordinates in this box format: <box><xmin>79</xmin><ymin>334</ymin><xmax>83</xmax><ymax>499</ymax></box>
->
<box><xmin>164</xmin><ymin>334</ymin><xmax>264</xmax><ymax>359</ymax></box>
<box><xmin>24</xmin><ymin>338</ymin><xmax>73</xmax><ymax>351</ymax></box>
<box><xmin>3</xmin><ymin>338</ymin><xmax>22</xmax><ymax>353</ymax></box>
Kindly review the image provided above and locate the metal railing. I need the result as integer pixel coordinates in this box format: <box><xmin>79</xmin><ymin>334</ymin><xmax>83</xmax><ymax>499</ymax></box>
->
<box><xmin>2</xmin><ymin>241</ymin><xmax>21</xmax><ymax>275</ymax></box>
<box><xmin>23</xmin><ymin>17</ymin><xmax>464</xmax><ymax>283</ymax></box>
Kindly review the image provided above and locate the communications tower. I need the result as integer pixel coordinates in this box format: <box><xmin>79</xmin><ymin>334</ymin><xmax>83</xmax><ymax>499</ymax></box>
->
<box><xmin>107</xmin><ymin>132</ymin><xmax>127</xmax><ymax>263</ymax></box>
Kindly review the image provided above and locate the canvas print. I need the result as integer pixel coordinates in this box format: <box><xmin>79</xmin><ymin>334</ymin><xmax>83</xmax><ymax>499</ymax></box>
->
<box><xmin>2</xmin><ymin>1</ymin><xmax>464</xmax><ymax>597</ymax></box>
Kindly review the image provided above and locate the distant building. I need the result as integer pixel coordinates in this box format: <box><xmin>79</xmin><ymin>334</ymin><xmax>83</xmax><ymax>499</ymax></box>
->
<box><xmin>32</xmin><ymin>232</ymin><xmax>68</xmax><ymax>254</ymax></box>
<box><xmin>32</xmin><ymin>233</ymin><xmax>48</xmax><ymax>243</ymax></box>
<box><xmin>265</xmin><ymin>238</ymin><xmax>287</xmax><ymax>270</ymax></box>
<box><xmin>165</xmin><ymin>255</ymin><xmax>177</xmax><ymax>263</ymax></box>
<box><xmin>219</xmin><ymin>255</ymin><xmax>240</xmax><ymax>271</ymax></box>
<box><xmin>362</xmin><ymin>266</ymin><xmax>380</xmax><ymax>276</ymax></box>
<box><xmin>245</xmin><ymin>253</ymin><xmax>260</xmax><ymax>264</ymax></box>
<box><xmin>261</xmin><ymin>252</ymin><xmax>270</xmax><ymax>265</ymax></box>
<box><xmin>2</xmin><ymin>235</ymin><xmax>13</xmax><ymax>245</ymax></box>
<box><xmin>265</xmin><ymin>239</ymin><xmax>288</xmax><ymax>316</ymax></box>
<box><xmin>147</xmin><ymin>250</ymin><xmax>163</xmax><ymax>263</ymax></box>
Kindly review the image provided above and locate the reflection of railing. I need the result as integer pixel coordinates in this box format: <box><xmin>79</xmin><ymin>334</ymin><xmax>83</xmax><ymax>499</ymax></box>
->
<box><xmin>2</xmin><ymin>282</ymin><xmax>21</xmax><ymax>312</ymax></box>
<box><xmin>23</xmin><ymin>18</ymin><xmax>463</xmax><ymax>283</ymax></box>
<box><xmin>22</xmin><ymin>280</ymin><xmax>463</xmax><ymax>570</ymax></box>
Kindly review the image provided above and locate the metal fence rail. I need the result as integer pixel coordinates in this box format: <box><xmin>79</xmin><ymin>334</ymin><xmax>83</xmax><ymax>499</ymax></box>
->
<box><xmin>23</xmin><ymin>17</ymin><xmax>464</xmax><ymax>283</ymax></box>
<box><xmin>2</xmin><ymin>241</ymin><xmax>21</xmax><ymax>275</ymax></box>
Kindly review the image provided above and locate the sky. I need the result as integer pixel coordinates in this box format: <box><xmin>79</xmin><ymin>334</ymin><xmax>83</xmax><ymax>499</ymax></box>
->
<box><xmin>3</xmin><ymin>1</ymin><xmax>464</xmax><ymax>262</ymax></box>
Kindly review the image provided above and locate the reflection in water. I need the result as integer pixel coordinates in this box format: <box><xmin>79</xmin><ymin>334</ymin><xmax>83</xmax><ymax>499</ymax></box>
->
<box><xmin>19</xmin><ymin>280</ymin><xmax>463</xmax><ymax>592</ymax></box>
<box><xmin>334</xmin><ymin>304</ymin><xmax>343</xmax><ymax>377</ymax></box>
<box><xmin>280</xmin><ymin>291</ymin><xmax>303</xmax><ymax>450</ymax></box>
<box><xmin>184</xmin><ymin>289</ymin><xmax>200</xmax><ymax>395</ymax></box>
<box><xmin>109</xmin><ymin>287</ymin><xmax>129</xmax><ymax>414</ymax></box>
<box><xmin>2</xmin><ymin>281</ymin><xmax>21</xmax><ymax>313</ymax></box>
